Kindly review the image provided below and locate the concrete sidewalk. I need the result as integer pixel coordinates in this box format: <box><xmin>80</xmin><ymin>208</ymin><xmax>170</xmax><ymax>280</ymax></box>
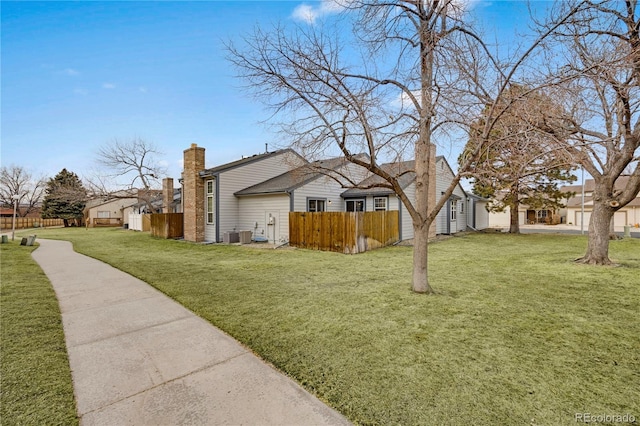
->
<box><xmin>32</xmin><ymin>239</ymin><xmax>350</xmax><ymax>426</ymax></box>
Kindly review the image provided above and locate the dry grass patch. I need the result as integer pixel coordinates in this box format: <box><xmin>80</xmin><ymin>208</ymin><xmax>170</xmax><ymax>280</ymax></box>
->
<box><xmin>31</xmin><ymin>228</ymin><xmax>640</xmax><ymax>425</ymax></box>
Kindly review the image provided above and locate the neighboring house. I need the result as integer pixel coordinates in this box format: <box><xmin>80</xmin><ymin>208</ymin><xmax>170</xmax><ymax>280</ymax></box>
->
<box><xmin>181</xmin><ymin>144</ymin><xmax>307</xmax><ymax>243</ymax></box>
<box><xmin>85</xmin><ymin>195</ymin><xmax>138</xmax><ymax>227</ymax></box>
<box><xmin>435</xmin><ymin>156</ymin><xmax>470</xmax><ymax>234</ymax></box>
<box><xmin>485</xmin><ymin>188</ymin><xmax>564</xmax><ymax>228</ymax></box>
<box><xmin>487</xmin><ymin>205</ymin><xmax>527</xmax><ymax>228</ymax></box>
<box><xmin>561</xmin><ymin>177</ymin><xmax>640</xmax><ymax>228</ymax></box>
<box><xmin>0</xmin><ymin>205</ymin><xmax>42</xmax><ymax>218</ymax></box>
<box><xmin>340</xmin><ymin>160</ymin><xmax>428</xmax><ymax>240</ymax></box>
<box><xmin>466</xmin><ymin>193</ymin><xmax>490</xmax><ymax>230</ymax></box>
<box><xmin>340</xmin><ymin>156</ymin><xmax>478</xmax><ymax>240</ymax></box>
<box><xmin>234</xmin><ymin>156</ymin><xmax>370</xmax><ymax>243</ymax></box>
<box><xmin>487</xmin><ymin>205</ymin><xmax>562</xmax><ymax>227</ymax></box>
<box><xmin>180</xmin><ymin>144</ymin><xmax>487</xmax><ymax>244</ymax></box>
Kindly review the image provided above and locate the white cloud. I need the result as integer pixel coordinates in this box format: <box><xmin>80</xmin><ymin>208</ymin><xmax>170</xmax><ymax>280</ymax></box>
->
<box><xmin>62</xmin><ymin>68</ymin><xmax>80</xmax><ymax>76</ymax></box>
<box><xmin>102</xmin><ymin>83</ymin><xmax>116</xmax><ymax>89</ymax></box>
<box><xmin>138</xmin><ymin>86</ymin><xmax>148</xmax><ymax>93</ymax></box>
<box><xmin>390</xmin><ymin>90</ymin><xmax>421</xmax><ymax>109</ymax></box>
<box><xmin>74</xmin><ymin>88</ymin><xmax>88</xmax><ymax>96</ymax></box>
<box><xmin>449</xmin><ymin>0</ymin><xmax>483</xmax><ymax>17</ymax></box>
<box><xmin>291</xmin><ymin>0</ymin><xmax>343</xmax><ymax>24</ymax></box>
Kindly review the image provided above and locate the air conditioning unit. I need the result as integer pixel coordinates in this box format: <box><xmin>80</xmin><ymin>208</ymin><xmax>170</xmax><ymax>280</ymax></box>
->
<box><xmin>238</xmin><ymin>230</ymin><xmax>252</xmax><ymax>244</ymax></box>
<box><xmin>223</xmin><ymin>231</ymin><xmax>239</xmax><ymax>243</ymax></box>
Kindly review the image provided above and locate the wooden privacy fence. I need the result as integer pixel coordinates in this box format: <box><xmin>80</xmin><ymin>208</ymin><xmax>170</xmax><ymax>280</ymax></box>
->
<box><xmin>289</xmin><ymin>211</ymin><xmax>399</xmax><ymax>254</ymax></box>
<box><xmin>150</xmin><ymin>213</ymin><xmax>183</xmax><ymax>239</ymax></box>
<box><xmin>0</xmin><ymin>217</ymin><xmax>64</xmax><ymax>230</ymax></box>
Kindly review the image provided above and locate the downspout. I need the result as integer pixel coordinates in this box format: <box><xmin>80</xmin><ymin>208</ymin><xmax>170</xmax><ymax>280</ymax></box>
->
<box><xmin>398</xmin><ymin>197</ymin><xmax>403</xmax><ymax>241</ymax></box>
<box><xmin>472</xmin><ymin>198</ymin><xmax>476</xmax><ymax>228</ymax></box>
<box><xmin>215</xmin><ymin>173</ymin><xmax>221</xmax><ymax>242</ymax></box>
<box><xmin>446</xmin><ymin>199</ymin><xmax>451</xmax><ymax>234</ymax></box>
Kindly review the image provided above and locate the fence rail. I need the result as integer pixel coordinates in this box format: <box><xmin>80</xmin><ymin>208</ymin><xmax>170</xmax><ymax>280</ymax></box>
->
<box><xmin>289</xmin><ymin>211</ymin><xmax>399</xmax><ymax>254</ymax></box>
<box><xmin>150</xmin><ymin>213</ymin><xmax>183</xmax><ymax>239</ymax></box>
<box><xmin>0</xmin><ymin>217</ymin><xmax>64</xmax><ymax>230</ymax></box>
<box><xmin>92</xmin><ymin>218</ymin><xmax>122</xmax><ymax>227</ymax></box>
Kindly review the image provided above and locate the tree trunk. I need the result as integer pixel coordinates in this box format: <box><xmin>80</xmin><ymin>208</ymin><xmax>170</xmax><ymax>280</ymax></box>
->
<box><xmin>409</xmin><ymin>11</ymin><xmax>436</xmax><ymax>295</ymax></box>
<box><xmin>412</xmin><ymin>221</ymin><xmax>434</xmax><ymax>294</ymax></box>
<box><xmin>509</xmin><ymin>200</ymin><xmax>520</xmax><ymax>234</ymax></box>
<box><xmin>576</xmin><ymin>200</ymin><xmax>614</xmax><ymax>265</ymax></box>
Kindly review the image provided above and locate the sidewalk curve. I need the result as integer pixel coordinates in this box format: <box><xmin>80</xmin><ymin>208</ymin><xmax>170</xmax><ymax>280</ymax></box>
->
<box><xmin>32</xmin><ymin>239</ymin><xmax>350</xmax><ymax>426</ymax></box>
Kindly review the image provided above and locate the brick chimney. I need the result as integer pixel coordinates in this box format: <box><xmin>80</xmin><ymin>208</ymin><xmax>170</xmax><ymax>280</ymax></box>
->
<box><xmin>182</xmin><ymin>144</ymin><xmax>205</xmax><ymax>242</ymax></box>
<box><xmin>162</xmin><ymin>178</ymin><xmax>174</xmax><ymax>213</ymax></box>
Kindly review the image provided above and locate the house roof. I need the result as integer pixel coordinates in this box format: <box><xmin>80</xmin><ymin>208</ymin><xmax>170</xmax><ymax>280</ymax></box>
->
<box><xmin>234</xmin><ymin>155</ymin><xmax>364</xmax><ymax>196</ymax></box>
<box><xmin>200</xmin><ymin>148</ymin><xmax>303</xmax><ymax>177</ymax></box>
<box><xmin>563</xmin><ymin>176</ymin><xmax>640</xmax><ymax>207</ymax></box>
<box><xmin>340</xmin><ymin>156</ymin><xmax>447</xmax><ymax>198</ymax></box>
<box><xmin>561</xmin><ymin>176</ymin><xmax>634</xmax><ymax>194</ymax></box>
<box><xmin>567</xmin><ymin>195</ymin><xmax>640</xmax><ymax>208</ymax></box>
<box><xmin>86</xmin><ymin>196</ymin><xmax>140</xmax><ymax>210</ymax></box>
<box><xmin>466</xmin><ymin>193</ymin><xmax>490</xmax><ymax>202</ymax></box>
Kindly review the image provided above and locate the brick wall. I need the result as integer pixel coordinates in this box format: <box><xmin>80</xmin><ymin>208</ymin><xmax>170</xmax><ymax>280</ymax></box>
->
<box><xmin>162</xmin><ymin>178</ymin><xmax>174</xmax><ymax>213</ymax></box>
<box><xmin>182</xmin><ymin>144</ymin><xmax>205</xmax><ymax>242</ymax></box>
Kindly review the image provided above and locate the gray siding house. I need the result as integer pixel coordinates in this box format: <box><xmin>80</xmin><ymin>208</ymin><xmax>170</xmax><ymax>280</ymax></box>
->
<box><xmin>234</xmin><ymin>156</ymin><xmax>369</xmax><ymax>243</ymax></box>
<box><xmin>341</xmin><ymin>156</ymin><xmax>471</xmax><ymax>240</ymax></box>
<box><xmin>435</xmin><ymin>156</ymin><xmax>468</xmax><ymax>234</ymax></box>
<box><xmin>180</xmin><ymin>143</ymin><xmax>486</xmax><ymax>244</ymax></box>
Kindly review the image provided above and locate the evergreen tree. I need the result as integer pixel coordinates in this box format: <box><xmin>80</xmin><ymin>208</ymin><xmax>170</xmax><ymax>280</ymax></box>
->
<box><xmin>41</xmin><ymin>169</ymin><xmax>87</xmax><ymax>226</ymax></box>
<box><xmin>461</xmin><ymin>86</ymin><xmax>577</xmax><ymax>233</ymax></box>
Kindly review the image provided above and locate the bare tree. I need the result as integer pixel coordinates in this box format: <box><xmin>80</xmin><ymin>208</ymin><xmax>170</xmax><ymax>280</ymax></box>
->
<box><xmin>0</xmin><ymin>165</ymin><xmax>46</xmax><ymax>217</ymax></box>
<box><xmin>93</xmin><ymin>137</ymin><xmax>167</xmax><ymax>213</ymax></box>
<box><xmin>538</xmin><ymin>0</ymin><xmax>640</xmax><ymax>264</ymax></box>
<box><xmin>228</xmin><ymin>1</ymin><xmax>582</xmax><ymax>293</ymax></box>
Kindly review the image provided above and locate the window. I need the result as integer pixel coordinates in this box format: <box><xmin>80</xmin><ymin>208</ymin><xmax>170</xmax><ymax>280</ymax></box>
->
<box><xmin>206</xmin><ymin>180</ymin><xmax>214</xmax><ymax>224</ymax></box>
<box><xmin>537</xmin><ymin>210</ymin><xmax>548</xmax><ymax>219</ymax></box>
<box><xmin>307</xmin><ymin>199</ymin><xmax>326</xmax><ymax>212</ymax></box>
<box><xmin>97</xmin><ymin>211</ymin><xmax>110</xmax><ymax>218</ymax></box>
<box><xmin>346</xmin><ymin>199</ymin><xmax>365</xmax><ymax>212</ymax></box>
<box><xmin>460</xmin><ymin>202</ymin><xmax>464</xmax><ymax>214</ymax></box>
<box><xmin>374</xmin><ymin>197</ymin><xmax>387</xmax><ymax>211</ymax></box>
<box><xmin>451</xmin><ymin>201</ymin><xmax>457</xmax><ymax>221</ymax></box>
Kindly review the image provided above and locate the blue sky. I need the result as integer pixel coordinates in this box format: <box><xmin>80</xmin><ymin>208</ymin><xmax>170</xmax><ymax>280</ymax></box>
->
<box><xmin>1</xmin><ymin>1</ymin><xmax>534</xmax><ymax>186</ymax></box>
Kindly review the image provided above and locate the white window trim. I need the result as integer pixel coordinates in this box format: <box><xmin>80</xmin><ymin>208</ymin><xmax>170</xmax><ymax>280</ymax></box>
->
<box><xmin>373</xmin><ymin>197</ymin><xmax>388</xmax><ymax>211</ymax></box>
<box><xmin>206</xmin><ymin>180</ymin><xmax>214</xmax><ymax>224</ymax></box>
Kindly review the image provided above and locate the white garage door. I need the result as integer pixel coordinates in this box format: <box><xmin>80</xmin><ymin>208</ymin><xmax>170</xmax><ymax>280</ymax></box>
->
<box><xmin>575</xmin><ymin>211</ymin><xmax>591</xmax><ymax>228</ymax></box>
<box><xmin>614</xmin><ymin>211</ymin><xmax>627</xmax><ymax>227</ymax></box>
<box><xmin>576</xmin><ymin>210</ymin><xmax>627</xmax><ymax>228</ymax></box>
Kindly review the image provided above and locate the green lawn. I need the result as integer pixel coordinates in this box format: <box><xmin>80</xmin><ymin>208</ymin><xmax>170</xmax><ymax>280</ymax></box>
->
<box><xmin>0</xmin><ymin>239</ymin><xmax>78</xmax><ymax>425</ymax></box>
<box><xmin>6</xmin><ymin>227</ymin><xmax>640</xmax><ymax>425</ymax></box>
